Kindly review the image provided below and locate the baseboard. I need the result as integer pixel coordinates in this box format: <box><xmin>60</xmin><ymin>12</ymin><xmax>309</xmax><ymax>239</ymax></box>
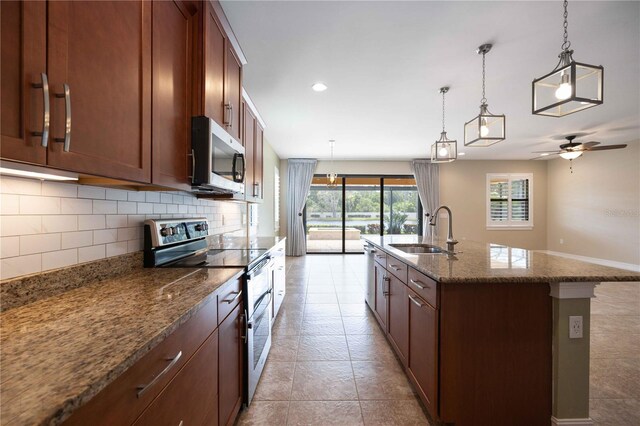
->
<box><xmin>551</xmin><ymin>416</ymin><xmax>594</xmax><ymax>425</ymax></box>
<box><xmin>539</xmin><ymin>250</ymin><xmax>640</xmax><ymax>273</ymax></box>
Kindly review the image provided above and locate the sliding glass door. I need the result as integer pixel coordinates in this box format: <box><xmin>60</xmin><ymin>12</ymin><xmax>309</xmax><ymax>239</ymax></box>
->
<box><xmin>305</xmin><ymin>175</ymin><xmax>421</xmax><ymax>254</ymax></box>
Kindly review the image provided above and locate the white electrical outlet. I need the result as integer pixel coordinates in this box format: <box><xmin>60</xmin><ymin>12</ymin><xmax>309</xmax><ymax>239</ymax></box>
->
<box><xmin>559</xmin><ymin>238</ymin><xmax>564</xmax><ymax>245</ymax></box>
<box><xmin>569</xmin><ymin>316</ymin><xmax>583</xmax><ymax>339</ymax></box>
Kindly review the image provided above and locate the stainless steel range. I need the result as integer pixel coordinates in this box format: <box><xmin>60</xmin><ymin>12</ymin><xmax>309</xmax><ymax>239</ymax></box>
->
<box><xmin>143</xmin><ymin>218</ymin><xmax>273</xmax><ymax>405</ymax></box>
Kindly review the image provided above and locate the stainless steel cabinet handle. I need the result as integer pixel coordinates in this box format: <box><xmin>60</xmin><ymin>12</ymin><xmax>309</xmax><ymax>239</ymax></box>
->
<box><xmin>409</xmin><ymin>294</ymin><xmax>424</xmax><ymax>307</ymax></box>
<box><xmin>253</xmin><ymin>182</ymin><xmax>259</xmax><ymax>197</ymax></box>
<box><xmin>241</xmin><ymin>309</ymin><xmax>248</xmax><ymax>343</ymax></box>
<box><xmin>410</xmin><ymin>279</ymin><xmax>426</xmax><ymax>290</ymax></box>
<box><xmin>224</xmin><ymin>102</ymin><xmax>232</xmax><ymax>127</ymax></box>
<box><xmin>223</xmin><ymin>290</ymin><xmax>242</xmax><ymax>304</ymax></box>
<box><xmin>31</xmin><ymin>73</ymin><xmax>50</xmax><ymax>147</ymax></box>
<box><xmin>136</xmin><ymin>350</ymin><xmax>182</xmax><ymax>398</ymax></box>
<box><xmin>178</xmin><ymin>421</ymin><xmax>183</xmax><ymax>426</ymax></box>
<box><xmin>54</xmin><ymin>83</ymin><xmax>71</xmax><ymax>151</ymax></box>
<box><xmin>389</xmin><ymin>264</ymin><xmax>401</xmax><ymax>271</ymax></box>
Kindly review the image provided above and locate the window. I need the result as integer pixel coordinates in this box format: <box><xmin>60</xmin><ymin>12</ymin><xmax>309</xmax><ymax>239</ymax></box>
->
<box><xmin>486</xmin><ymin>173</ymin><xmax>533</xmax><ymax>229</ymax></box>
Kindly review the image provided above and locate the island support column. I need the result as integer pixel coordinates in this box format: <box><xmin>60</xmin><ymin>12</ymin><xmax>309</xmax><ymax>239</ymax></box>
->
<box><xmin>549</xmin><ymin>282</ymin><xmax>599</xmax><ymax>426</ymax></box>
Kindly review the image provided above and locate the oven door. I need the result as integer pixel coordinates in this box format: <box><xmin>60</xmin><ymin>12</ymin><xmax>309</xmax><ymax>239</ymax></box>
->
<box><xmin>247</xmin><ymin>288</ymin><xmax>272</xmax><ymax>404</ymax></box>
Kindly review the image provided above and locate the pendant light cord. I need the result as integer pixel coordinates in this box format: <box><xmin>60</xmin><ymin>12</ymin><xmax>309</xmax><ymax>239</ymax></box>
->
<box><xmin>481</xmin><ymin>51</ymin><xmax>487</xmax><ymax>105</ymax></box>
<box><xmin>562</xmin><ymin>0</ymin><xmax>571</xmax><ymax>51</ymax></box>
<box><xmin>441</xmin><ymin>89</ymin><xmax>446</xmax><ymax>132</ymax></box>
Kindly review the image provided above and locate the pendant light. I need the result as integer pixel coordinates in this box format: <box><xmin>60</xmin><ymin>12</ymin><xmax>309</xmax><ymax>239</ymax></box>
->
<box><xmin>431</xmin><ymin>87</ymin><xmax>457</xmax><ymax>163</ymax></box>
<box><xmin>464</xmin><ymin>44</ymin><xmax>506</xmax><ymax>147</ymax></box>
<box><xmin>327</xmin><ymin>140</ymin><xmax>338</xmax><ymax>187</ymax></box>
<box><xmin>532</xmin><ymin>0</ymin><xmax>604</xmax><ymax>117</ymax></box>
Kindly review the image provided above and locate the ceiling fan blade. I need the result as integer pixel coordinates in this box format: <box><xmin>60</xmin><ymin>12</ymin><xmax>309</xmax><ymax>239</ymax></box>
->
<box><xmin>584</xmin><ymin>144</ymin><xmax>628</xmax><ymax>151</ymax></box>
<box><xmin>531</xmin><ymin>150</ymin><xmax>561</xmax><ymax>154</ymax></box>
<box><xmin>581</xmin><ymin>141</ymin><xmax>601</xmax><ymax>148</ymax></box>
<box><xmin>529</xmin><ymin>153</ymin><xmax>560</xmax><ymax>160</ymax></box>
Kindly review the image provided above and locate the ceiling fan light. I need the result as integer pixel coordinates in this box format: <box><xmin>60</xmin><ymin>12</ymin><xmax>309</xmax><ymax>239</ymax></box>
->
<box><xmin>559</xmin><ymin>151</ymin><xmax>583</xmax><ymax>160</ymax></box>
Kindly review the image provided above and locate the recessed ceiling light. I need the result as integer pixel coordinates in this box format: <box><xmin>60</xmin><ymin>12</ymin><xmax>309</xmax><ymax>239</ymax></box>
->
<box><xmin>458</xmin><ymin>152</ymin><xmax>466</xmax><ymax>156</ymax></box>
<box><xmin>312</xmin><ymin>82</ymin><xmax>327</xmax><ymax>92</ymax></box>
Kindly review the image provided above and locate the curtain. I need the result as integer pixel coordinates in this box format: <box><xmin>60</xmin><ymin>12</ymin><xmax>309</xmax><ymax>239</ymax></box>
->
<box><xmin>286</xmin><ymin>159</ymin><xmax>317</xmax><ymax>256</ymax></box>
<box><xmin>411</xmin><ymin>160</ymin><xmax>439</xmax><ymax>238</ymax></box>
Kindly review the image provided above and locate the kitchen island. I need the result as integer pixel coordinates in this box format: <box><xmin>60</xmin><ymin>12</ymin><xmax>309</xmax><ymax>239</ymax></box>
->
<box><xmin>362</xmin><ymin>235</ymin><xmax>640</xmax><ymax>426</ymax></box>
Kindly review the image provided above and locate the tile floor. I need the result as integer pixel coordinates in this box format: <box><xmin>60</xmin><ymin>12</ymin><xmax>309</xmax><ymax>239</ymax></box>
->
<box><xmin>237</xmin><ymin>254</ymin><xmax>640</xmax><ymax>425</ymax></box>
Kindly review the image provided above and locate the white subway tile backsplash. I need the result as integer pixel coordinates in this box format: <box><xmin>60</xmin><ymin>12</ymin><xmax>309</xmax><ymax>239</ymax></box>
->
<box><xmin>127</xmin><ymin>191</ymin><xmax>146</xmax><ymax>202</ymax></box>
<box><xmin>1</xmin><ymin>254</ymin><xmax>42</xmax><ymax>280</ymax></box>
<box><xmin>105</xmin><ymin>189</ymin><xmax>128</xmax><ymax>201</ymax></box>
<box><xmin>93</xmin><ymin>200</ymin><xmax>118</xmax><ymax>214</ymax></box>
<box><xmin>1</xmin><ymin>194</ymin><xmax>19</xmax><ymax>214</ymax></box>
<box><xmin>0</xmin><ymin>176</ymin><xmax>41</xmax><ymax>195</ymax></box>
<box><xmin>78</xmin><ymin>215</ymin><xmax>106</xmax><ymax>231</ymax></box>
<box><xmin>146</xmin><ymin>192</ymin><xmax>160</xmax><ymax>203</ymax></box>
<box><xmin>1</xmin><ymin>236</ymin><xmax>20</xmax><ymax>258</ymax></box>
<box><xmin>118</xmin><ymin>201</ymin><xmax>137</xmax><ymax>214</ymax></box>
<box><xmin>19</xmin><ymin>195</ymin><xmax>61</xmax><ymax>215</ymax></box>
<box><xmin>1</xmin><ymin>179</ymin><xmax>245</xmax><ymax>279</ymax></box>
<box><xmin>106</xmin><ymin>241</ymin><xmax>127</xmax><ymax>257</ymax></box>
<box><xmin>78</xmin><ymin>245</ymin><xmax>106</xmax><ymax>263</ymax></box>
<box><xmin>42</xmin><ymin>215</ymin><xmax>78</xmax><ymax>233</ymax></box>
<box><xmin>78</xmin><ymin>186</ymin><xmax>105</xmax><ymax>199</ymax></box>
<box><xmin>42</xmin><ymin>248</ymin><xmax>77</xmax><ymax>270</ymax></box>
<box><xmin>93</xmin><ymin>229</ymin><xmax>118</xmax><ymax>244</ymax></box>
<box><xmin>42</xmin><ymin>181</ymin><xmax>77</xmax><ymax>198</ymax></box>
<box><xmin>1</xmin><ymin>215</ymin><xmax>41</xmax><ymax>236</ymax></box>
<box><xmin>61</xmin><ymin>231</ymin><xmax>93</xmax><ymax>249</ymax></box>
<box><xmin>61</xmin><ymin>198</ymin><xmax>93</xmax><ymax>214</ymax></box>
<box><xmin>20</xmin><ymin>233</ymin><xmax>61</xmax><ymax>255</ymax></box>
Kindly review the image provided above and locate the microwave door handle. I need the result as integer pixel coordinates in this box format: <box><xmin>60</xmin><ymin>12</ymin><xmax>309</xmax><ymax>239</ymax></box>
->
<box><xmin>236</xmin><ymin>153</ymin><xmax>246</xmax><ymax>183</ymax></box>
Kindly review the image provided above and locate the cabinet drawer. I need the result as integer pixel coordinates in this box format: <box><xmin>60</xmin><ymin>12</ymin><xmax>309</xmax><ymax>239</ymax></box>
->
<box><xmin>386</xmin><ymin>256</ymin><xmax>408</xmax><ymax>283</ymax></box>
<box><xmin>64</xmin><ymin>296</ymin><xmax>218</xmax><ymax>426</ymax></box>
<box><xmin>134</xmin><ymin>329</ymin><xmax>219</xmax><ymax>426</ymax></box>
<box><xmin>373</xmin><ymin>250</ymin><xmax>387</xmax><ymax>267</ymax></box>
<box><xmin>218</xmin><ymin>277</ymin><xmax>243</xmax><ymax>324</ymax></box>
<box><xmin>408</xmin><ymin>268</ymin><xmax>438</xmax><ymax>308</ymax></box>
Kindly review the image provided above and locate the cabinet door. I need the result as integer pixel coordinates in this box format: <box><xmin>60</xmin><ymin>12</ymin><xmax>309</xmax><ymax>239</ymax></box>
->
<box><xmin>243</xmin><ymin>101</ymin><xmax>255</xmax><ymax>198</ymax></box>
<box><xmin>151</xmin><ymin>0</ymin><xmax>196</xmax><ymax>191</ymax></box>
<box><xmin>224</xmin><ymin>41</ymin><xmax>242</xmax><ymax>142</ymax></box>
<box><xmin>373</xmin><ymin>262</ymin><xmax>387</xmax><ymax>330</ymax></box>
<box><xmin>219</xmin><ymin>301</ymin><xmax>244</xmax><ymax>426</ymax></box>
<box><xmin>134</xmin><ymin>329</ymin><xmax>219</xmax><ymax>426</ymax></box>
<box><xmin>1</xmin><ymin>0</ymin><xmax>47</xmax><ymax>164</ymax></box>
<box><xmin>254</xmin><ymin>123</ymin><xmax>264</xmax><ymax>199</ymax></box>
<box><xmin>201</xmin><ymin>0</ymin><xmax>225</xmax><ymax>127</ymax></box>
<box><xmin>408</xmin><ymin>289</ymin><xmax>438</xmax><ymax>418</ymax></box>
<box><xmin>387</xmin><ymin>274</ymin><xmax>409</xmax><ymax>364</ymax></box>
<box><xmin>272</xmin><ymin>242</ymin><xmax>286</xmax><ymax>319</ymax></box>
<box><xmin>47</xmin><ymin>1</ymin><xmax>151</xmax><ymax>182</ymax></box>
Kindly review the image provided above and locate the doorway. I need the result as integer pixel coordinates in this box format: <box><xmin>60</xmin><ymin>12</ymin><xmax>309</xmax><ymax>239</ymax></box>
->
<box><xmin>305</xmin><ymin>175</ymin><xmax>422</xmax><ymax>254</ymax></box>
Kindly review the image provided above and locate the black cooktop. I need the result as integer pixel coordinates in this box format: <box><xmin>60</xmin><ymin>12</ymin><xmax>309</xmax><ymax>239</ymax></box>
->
<box><xmin>168</xmin><ymin>248</ymin><xmax>268</xmax><ymax>269</ymax></box>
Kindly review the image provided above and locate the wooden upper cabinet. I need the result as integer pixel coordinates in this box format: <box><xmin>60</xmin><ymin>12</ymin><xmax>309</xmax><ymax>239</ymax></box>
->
<box><xmin>0</xmin><ymin>0</ymin><xmax>47</xmax><ymax>165</ymax></box>
<box><xmin>200</xmin><ymin>0</ymin><xmax>226</xmax><ymax>126</ymax></box>
<box><xmin>242</xmin><ymin>101</ymin><xmax>255</xmax><ymax>196</ymax></box>
<box><xmin>224</xmin><ymin>42</ymin><xmax>242</xmax><ymax>142</ymax></box>
<box><xmin>47</xmin><ymin>0</ymin><xmax>151</xmax><ymax>183</ymax></box>
<box><xmin>254</xmin><ymin>123</ymin><xmax>264</xmax><ymax>199</ymax></box>
<box><xmin>151</xmin><ymin>0</ymin><xmax>197</xmax><ymax>191</ymax></box>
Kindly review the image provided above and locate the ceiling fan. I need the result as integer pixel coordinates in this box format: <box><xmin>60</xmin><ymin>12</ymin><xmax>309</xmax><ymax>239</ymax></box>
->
<box><xmin>531</xmin><ymin>135</ymin><xmax>627</xmax><ymax>172</ymax></box>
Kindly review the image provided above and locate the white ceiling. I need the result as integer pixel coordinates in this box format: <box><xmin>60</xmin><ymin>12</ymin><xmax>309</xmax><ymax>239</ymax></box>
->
<box><xmin>221</xmin><ymin>0</ymin><xmax>640</xmax><ymax>160</ymax></box>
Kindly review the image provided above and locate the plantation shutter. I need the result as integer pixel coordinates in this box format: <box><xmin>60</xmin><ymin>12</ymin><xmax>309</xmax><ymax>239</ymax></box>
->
<box><xmin>489</xmin><ymin>177</ymin><xmax>509</xmax><ymax>222</ymax></box>
<box><xmin>510</xmin><ymin>177</ymin><xmax>530</xmax><ymax>222</ymax></box>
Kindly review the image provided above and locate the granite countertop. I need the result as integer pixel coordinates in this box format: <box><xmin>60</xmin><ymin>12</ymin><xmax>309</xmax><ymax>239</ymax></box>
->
<box><xmin>208</xmin><ymin>235</ymin><xmax>285</xmax><ymax>250</ymax></box>
<box><xmin>0</xmin><ymin>266</ymin><xmax>243</xmax><ymax>426</ymax></box>
<box><xmin>362</xmin><ymin>235</ymin><xmax>640</xmax><ymax>284</ymax></box>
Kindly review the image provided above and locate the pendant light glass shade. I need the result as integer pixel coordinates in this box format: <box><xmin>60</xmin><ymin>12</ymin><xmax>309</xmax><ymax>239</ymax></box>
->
<box><xmin>326</xmin><ymin>140</ymin><xmax>338</xmax><ymax>187</ymax></box>
<box><xmin>532</xmin><ymin>0</ymin><xmax>603</xmax><ymax>117</ymax></box>
<box><xmin>464</xmin><ymin>44</ymin><xmax>506</xmax><ymax>147</ymax></box>
<box><xmin>431</xmin><ymin>87</ymin><xmax>457</xmax><ymax>163</ymax></box>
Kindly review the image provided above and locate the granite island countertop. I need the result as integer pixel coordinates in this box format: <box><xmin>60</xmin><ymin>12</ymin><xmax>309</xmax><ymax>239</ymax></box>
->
<box><xmin>0</xmin><ymin>266</ymin><xmax>243</xmax><ymax>426</ymax></box>
<box><xmin>362</xmin><ymin>235</ymin><xmax>640</xmax><ymax>283</ymax></box>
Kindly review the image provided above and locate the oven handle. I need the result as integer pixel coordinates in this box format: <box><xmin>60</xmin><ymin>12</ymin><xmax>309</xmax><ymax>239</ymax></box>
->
<box><xmin>247</xmin><ymin>258</ymin><xmax>273</xmax><ymax>280</ymax></box>
<box><xmin>241</xmin><ymin>308</ymin><xmax>248</xmax><ymax>343</ymax></box>
<box><xmin>249</xmin><ymin>288</ymin><xmax>273</xmax><ymax>323</ymax></box>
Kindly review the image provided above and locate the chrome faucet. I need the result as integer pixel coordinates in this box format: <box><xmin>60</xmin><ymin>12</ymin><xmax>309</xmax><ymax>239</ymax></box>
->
<box><xmin>428</xmin><ymin>205</ymin><xmax>458</xmax><ymax>253</ymax></box>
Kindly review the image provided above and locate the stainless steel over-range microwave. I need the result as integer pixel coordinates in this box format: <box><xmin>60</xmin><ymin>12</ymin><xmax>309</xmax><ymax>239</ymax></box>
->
<box><xmin>191</xmin><ymin>116</ymin><xmax>245</xmax><ymax>194</ymax></box>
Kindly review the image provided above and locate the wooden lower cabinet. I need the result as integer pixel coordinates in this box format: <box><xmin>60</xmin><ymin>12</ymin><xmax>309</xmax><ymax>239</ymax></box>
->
<box><xmin>407</xmin><ymin>288</ymin><xmax>438</xmax><ymax>418</ymax></box>
<box><xmin>387</xmin><ymin>273</ymin><xmax>409</xmax><ymax>365</ymax></box>
<box><xmin>373</xmin><ymin>262</ymin><xmax>388</xmax><ymax>329</ymax></box>
<box><xmin>218</xmin><ymin>301</ymin><xmax>244</xmax><ymax>426</ymax></box>
<box><xmin>134</xmin><ymin>329</ymin><xmax>219</xmax><ymax>426</ymax></box>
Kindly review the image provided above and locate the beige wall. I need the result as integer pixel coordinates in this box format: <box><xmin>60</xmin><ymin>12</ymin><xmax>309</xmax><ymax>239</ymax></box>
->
<box><xmin>439</xmin><ymin>160</ymin><xmax>548</xmax><ymax>250</ymax></box>
<box><xmin>546</xmin><ymin>140</ymin><xmax>640</xmax><ymax>266</ymax></box>
<box><xmin>256</xmin><ymin>139</ymin><xmax>281</xmax><ymax>237</ymax></box>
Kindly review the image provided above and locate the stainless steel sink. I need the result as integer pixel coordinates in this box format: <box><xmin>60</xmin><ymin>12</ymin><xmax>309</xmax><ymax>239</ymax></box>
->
<box><xmin>389</xmin><ymin>243</ymin><xmax>444</xmax><ymax>254</ymax></box>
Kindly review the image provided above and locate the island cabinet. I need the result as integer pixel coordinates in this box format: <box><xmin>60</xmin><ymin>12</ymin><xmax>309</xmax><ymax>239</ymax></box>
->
<box><xmin>63</xmin><ymin>276</ymin><xmax>245</xmax><ymax>426</ymax></box>
<box><xmin>387</xmin><ymin>272</ymin><xmax>408</xmax><ymax>366</ymax></box>
<box><xmin>373</xmin><ymin>261</ymin><xmax>388</xmax><ymax>329</ymax></box>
